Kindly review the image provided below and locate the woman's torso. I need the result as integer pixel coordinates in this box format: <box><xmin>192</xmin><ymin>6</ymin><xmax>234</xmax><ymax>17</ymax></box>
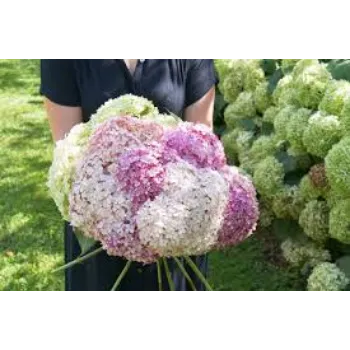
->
<box><xmin>72</xmin><ymin>59</ymin><xmax>190</xmax><ymax>121</ymax></box>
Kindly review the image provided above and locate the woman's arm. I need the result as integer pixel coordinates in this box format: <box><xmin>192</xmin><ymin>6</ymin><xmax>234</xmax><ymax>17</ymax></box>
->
<box><xmin>184</xmin><ymin>87</ymin><xmax>215</xmax><ymax>130</ymax></box>
<box><xmin>44</xmin><ymin>98</ymin><xmax>83</xmax><ymax>142</ymax></box>
<box><xmin>40</xmin><ymin>60</ymin><xmax>82</xmax><ymax>141</ymax></box>
<box><xmin>183</xmin><ymin>60</ymin><xmax>217</xmax><ymax>129</ymax></box>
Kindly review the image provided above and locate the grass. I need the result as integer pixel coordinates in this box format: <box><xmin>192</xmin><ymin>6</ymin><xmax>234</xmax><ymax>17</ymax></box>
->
<box><xmin>0</xmin><ymin>59</ymin><xmax>302</xmax><ymax>291</ymax></box>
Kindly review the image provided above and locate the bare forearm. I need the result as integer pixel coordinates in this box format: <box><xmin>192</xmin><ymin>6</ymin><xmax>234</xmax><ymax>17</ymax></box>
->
<box><xmin>44</xmin><ymin>98</ymin><xmax>83</xmax><ymax>142</ymax></box>
<box><xmin>184</xmin><ymin>87</ymin><xmax>215</xmax><ymax>130</ymax></box>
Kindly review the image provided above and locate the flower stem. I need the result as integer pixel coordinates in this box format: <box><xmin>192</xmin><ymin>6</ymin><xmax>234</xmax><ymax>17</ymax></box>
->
<box><xmin>184</xmin><ymin>256</ymin><xmax>213</xmax><ymax>291</ymax></box>
<box><xmin>53</xmin><ymin>247</ymin><xmax>104</xmax><ymax>273</ymax></box>
<box><xmin>156</xmin><ymin>260</ymin><xmax>163</xmax><ymax>291</ymax></box>
<box><xmin>110</xmin><ymin>260</ymin><xmax>132</xmax><ymax>291</ymax></box>
<box><xmin>163</xmin><ymin>258</ymin><xmax>175</xmax><ymax>291</ymax></box>
<box><xmin>174</xmin><ymin>257</ymin><xmax>197</xmax><ymax>291</ymax></box>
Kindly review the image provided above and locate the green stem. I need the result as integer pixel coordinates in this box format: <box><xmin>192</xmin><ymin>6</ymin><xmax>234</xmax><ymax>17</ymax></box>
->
<box><xmin>184</xmin><ymin>256</ymin><xmax>213</xmax><ymax>291</ymax></box>
<box><xmin>174</xmin><ymin>257</ymin><xmax>197</xmax><ymax>291</ymax></box>
<box><xmin>156</xmin><ymin>260</ymin><xmax>163</xmax><ymax>291</ymax></box>
<box><xmin>110</xmin><ymin>260</ymin><xmax>132</xmax><ymax>291</ymax></box>
<box><xmin>53</xmin><ymin>247</ymin><xmax>104</xmax><ymax>273</ymax></box>
<box><xmin>163</xmin><ymin>258</ymin><xmax>175</xmax><ymax>291</ymax></box>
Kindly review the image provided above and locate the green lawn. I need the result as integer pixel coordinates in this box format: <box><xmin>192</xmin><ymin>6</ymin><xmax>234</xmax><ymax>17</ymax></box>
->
<box><xmin>0</xmin><ymin>59</ymin><xmax>302</xmax><ymax>291</ymax></box>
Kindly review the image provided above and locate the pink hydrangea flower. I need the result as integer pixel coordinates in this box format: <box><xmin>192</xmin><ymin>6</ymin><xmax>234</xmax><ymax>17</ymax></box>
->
<box><xmin>115</xmin><ymin>146</ymin><xmax>167</xmax><ymax>212</ymax></box>
<box><xmin>100</xmin><ymin>218</ymin><xmax>158</xmax><ymax>264</ymax></box>
<box><xmin>162</xmin><ymin>122</ymin><xmax>226</xmax><ymax>170</ymax></box>
<box><xmin>217</xmin><ymin>167</ymin><xmax>259</xmax><ymax>248</ymax></box>
<box><xmin>105</xmin><ymin>115</ymin><xmax>164</xmax><ymax>144</ymax></box>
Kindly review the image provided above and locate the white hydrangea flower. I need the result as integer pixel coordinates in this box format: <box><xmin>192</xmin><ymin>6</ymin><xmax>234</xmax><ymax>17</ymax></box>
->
<box><xmin>47</xmin><ymin>123</ymin><xmax>91</xmax><ymax>220</ymax></box>
<box><xmin>136</xmin><ymin>161</ymin><xmax>229</xmax><ymax>257</ymax></box>
<box><xmin>69</xmin><ymin>152</ymin><xmax>133</xmax><ymax>239</ymax></box>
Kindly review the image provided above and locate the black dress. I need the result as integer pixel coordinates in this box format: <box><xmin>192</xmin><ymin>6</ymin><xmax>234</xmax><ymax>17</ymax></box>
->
<box><xmin>40</xmin><ymin>59</ymin><xmax>218</xmax><ymax>291</ymax></box>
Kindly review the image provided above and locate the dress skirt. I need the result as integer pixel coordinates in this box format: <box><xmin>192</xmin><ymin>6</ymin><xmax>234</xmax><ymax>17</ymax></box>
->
<box><xmin>64</xmin><ymin>222</ymin><xmax>209</xmax><ymax>291</ymax></box>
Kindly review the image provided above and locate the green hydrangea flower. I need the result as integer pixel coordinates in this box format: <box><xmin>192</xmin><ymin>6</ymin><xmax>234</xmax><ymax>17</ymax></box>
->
<box><xmin>253</xmin><ymin>156</ymin><xmax>285</xmax><ymax>198</ymax></box>
<box><xmin>299</xmin><ymin>201</ymin><xmax>330</xmax><ymax>243</ymax></box>
<box><xmin>243</xmin><ymin>60</ymin><xmax>265</xmax><ymax>91</ymax></box>
<box><xmin>246</xmin><ymin>134</ymin><xmax>278</xmax><ymax>169</ymax></box>
<box><xmin>303</xmin><ymin>112</ymin><xmax>342</xmax><ymax>158</ymax></box>
<box><xmin>281</xmin><ymin>59</ymin><xmax>301</xmax><ymax>74</ymax></box>
<box><xmin>273</xmin><ymin>75</ymin><xmax>298</xmax><ymax>107</ymax></box>
<box><xmin>299</xmin><ymin>175</ymin><xmax>324</xmax><ymax>202</ymax></box>
<box><xmin>319</xmin><ymin>80</ymin><xmax>350</xmax><ymax>116</ymax></box>
<box><xmin>325</xmin><ymin>137</ymin><xmax>350</xmax><ymax>197</ymax></box>
<box><xmin>292</xmin><ymin>59</ymin><xmax>320</xmax><ymax>77</ymax></box>
<box><xmin>340</xmin><ymin>97</ymin><xmax>350</xmax><ymax>135</ymax></box>
<box><xmin>293</xmin><ymin>61</ymin><xmax>331</xmax><ymax>110</ymax></box>
<box><xmin>258</xmin><ymin>197</ymin><xmax>275</xmax><ymax>228</ymax></box>
<box><xmin>325</xmin><ymin>188</ymin><xmax>347</xmax><ymax>208</ymax></box>
<box><xmin>307</xmin><ymin>262</ymin><xmax>349</xmax><ymax>291</ymax></box>
<box><xmin>220</xmin><ymin>60</ymin><xmax>255</xmax><ymax>103</ymax></box>
<box><xmin>235</xmin><ymin>130</ymin><xmax>256</xmax><ymax>173</ymax></box>
<box><xmin>228</xmin><ymin>92</ymin><xmax>256</xmax><ymax>118</ymax></box>
<box><xmin>263</xmin><ymin>106</ymin><xmax>280</xmax><ymax>124</ymax></box>
<box><xmin>274</xmin><ymin>106</ymin><xmax>298</xmax><ymax>140</ymax></box>
<box><xmin>90</xmin><ymin>94</ymin><xmax>159</xmax><ymax>127</ymax></box>
<box><xmin>281</xmin><ymin>238</ymin><xmax>331</xmax><ymax>268</ymax></box>
<box><xmin>329</xmin><ymin>199</ymin><xmax>350</xmax><ymax>244</ymax></box>
<box><xmin>254</xmin><ymin>81</ymin><xmax>272</xmax><ymax>114</ymax></box>
<box><xmin>214</xmin><ymin>59</ymin><xmax>236</xmax><ymax>81</ymax></box>
<box><xmin>221</xmin><ymin>129</ymin><xmax>240</xmax><ymax>162</ymax></box>
<box><xmin>285</xmin><ymin>108</ymin><xmax>312</xmax><ymax>152</ymax></box>
<box><xmin>224</xmin><ymin>103</ymin><xmax>241</xmax><ymax>129</ymax></box>
<box><xmin>272</xmin><ymin>186</ymin><xmax>306</xmax><ymax>220</ymax></box>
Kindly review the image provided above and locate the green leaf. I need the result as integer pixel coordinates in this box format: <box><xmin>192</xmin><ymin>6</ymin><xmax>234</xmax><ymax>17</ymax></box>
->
<box><xmin>261</xmin><ymin>59</ymin><xmax>278</xmax><ymax>77</ymax></box>
<box><xmin>336</xmin><ymin>256</ymin><xmax>350</xmax><ymax>279</ymax></box>
<box><xmin>284</xmin><ymin>171</ymin><xmax>306</xmax><ymax>187</ymax></box>
<box><xmin>275</xmin><ymin>151</ymin><xmax>298</xmax><ymax>173</ymax></box>
<box><xmin>326</xmin><ymin>59</ymin><xmax>350</xmax><ymax>82</ymax></box>
<box><xmin>236</xmin><ymin>119</ymin><xmax>257</xmax><ymax>132</ymax></box>
<box><xmin>267</xmin><ymin>68</ymin><xmax>284</xmax><ymax>94</ymax></box>
<box><xmin>336</xmin><ymin>256</ymin><xmax>350</xmax><ymax>290</ymax></box>
<box><xmin>214</xmin><ymin>125</ymin><xmax>226</xmax><ymax>137</ymax></box>
<box><xmin>261</xmin><ymin>122</ymin><xmax>274</xmax><ymax>135</ymax></box>
<box><xmin>74</xmin><ymin>229</ymin><xmax>97</xmax><ymax>255</ymax></box>
<box><xmin>272</xmin><ymin>219</ymin><xmax>304</xmax><ymax>243</ymax></box>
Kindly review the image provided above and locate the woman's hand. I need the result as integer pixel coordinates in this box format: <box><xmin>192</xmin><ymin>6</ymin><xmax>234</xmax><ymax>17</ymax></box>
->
<box><xmin>184</xmin><ymin>87</ymin><xmax>215</xmax><ymax>130</ymax></box>
<box><xmin>44</xmin><ymin>98</ymin><xmax>83</xmax><ymax>142</ymax></box>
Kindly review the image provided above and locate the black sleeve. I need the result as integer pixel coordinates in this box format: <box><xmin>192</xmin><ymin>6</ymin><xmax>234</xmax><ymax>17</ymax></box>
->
<box><xmin>185</xmin><ymin>59</ymin><xmax>218</xmax><ymax>107</ymax></box>
<box><xmin>40</xmin><ymin>59</ymin><xmax>81</xmax><ymax>106</ymax></box>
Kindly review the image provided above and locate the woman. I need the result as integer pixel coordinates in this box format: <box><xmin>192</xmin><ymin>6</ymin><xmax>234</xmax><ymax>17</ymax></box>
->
<box><xmin>41</xmin><ymin>59</ymin><xmax>217</xmax><ymax>291</ymax></box>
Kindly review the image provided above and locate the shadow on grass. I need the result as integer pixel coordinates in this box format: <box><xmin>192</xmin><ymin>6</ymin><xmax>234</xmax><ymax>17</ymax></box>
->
<box><xmin>3</xmin><ymin>119</ymin><xmax>52</xmax><ymax>151</ymax></box>
<box><xmin>0</xmin><ymin>116</ymin><xmax>63</xmax><ymax>257</ymax></box>
<box><xmin>0</xmin><ymin>60</ymin><xmax>40</xmax><ymax>93</ymax></box>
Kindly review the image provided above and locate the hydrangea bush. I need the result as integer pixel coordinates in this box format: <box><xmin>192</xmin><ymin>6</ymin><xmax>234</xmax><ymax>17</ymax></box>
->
<box><xmin>48</xmin><ymin>94</ymin><xmax>259</xmax><ymax>290</ymax></box>
<box><xmin>215</xmin><ymin>59</ymin><xmax>350</xmax><ymax>291</ymax></box>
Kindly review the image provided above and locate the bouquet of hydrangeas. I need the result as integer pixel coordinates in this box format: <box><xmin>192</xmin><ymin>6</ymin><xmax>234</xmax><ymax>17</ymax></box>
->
<box><xmin>48</xmin><ymin>95</ymin><xmax>259</xmax><ymax>291</ymax></box>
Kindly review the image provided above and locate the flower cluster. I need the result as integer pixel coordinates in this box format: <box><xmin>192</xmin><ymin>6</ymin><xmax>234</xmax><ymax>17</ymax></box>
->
<box><xmin>307</xmin><ymin>262</ymin><xmax>349</xmax><ymax>291</ymax></box>
<box><xmin>215</xmin><ymin>59</ymin><xmax>350</xmax><ymax>289</ymax></box>
<box><xmin>49</xmin><ymin>95</ymin><xmax>259</xmax><ymax>264</ymax></box>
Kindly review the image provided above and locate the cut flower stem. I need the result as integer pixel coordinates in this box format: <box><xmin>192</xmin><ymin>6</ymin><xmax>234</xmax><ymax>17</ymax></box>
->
<box><xmin>111</xmin><ymin>260</ymin><xmax>132</xmax><ymax>291</ymax></box>
<box><xmin>184</xmin><ymin>256</ymin><xmax>213</xmax><ymax>291</ymax></box>
<box><xmin>53</xmin><ymin>247</ymin><xmax>104</xmax><ymax>273</ymax></box>
<box><xmin>163</xmin><ymin>258</ymin><xmax>175</xmax><ymax>291</ymax></box>
<box><xmin>174</xmin><ymin>257</ymin><xmax>197</xmax><ymax>291</ymax></box>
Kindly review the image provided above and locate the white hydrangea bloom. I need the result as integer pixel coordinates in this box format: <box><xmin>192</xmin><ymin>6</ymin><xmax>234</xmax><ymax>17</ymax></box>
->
<box><xmin>136</xmin><ymin>161</ymin><xmax>229</xmax><ymax>257</ymax></box>
<box><xmin>69</xmin><ymin>152</ymin><xmax>134</xmax><ymax>239</ymax></box>
<box><xmin>47</xmin><ymin>123</ymin><xmax>91</xmax><ymax>220</ymax></box>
